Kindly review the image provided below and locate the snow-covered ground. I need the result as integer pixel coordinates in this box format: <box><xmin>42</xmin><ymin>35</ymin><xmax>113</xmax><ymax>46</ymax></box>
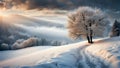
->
<box><xmin>0</xmin><ymin>37</ymin><xmax>120</xmax><ymax>68</ymax></box>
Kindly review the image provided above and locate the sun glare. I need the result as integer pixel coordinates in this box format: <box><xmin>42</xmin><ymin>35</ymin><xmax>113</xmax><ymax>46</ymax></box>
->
<box><xmin>0</xmin><ymin>11</ymin><xmax>9</xmax><ymax>17</ymax></box>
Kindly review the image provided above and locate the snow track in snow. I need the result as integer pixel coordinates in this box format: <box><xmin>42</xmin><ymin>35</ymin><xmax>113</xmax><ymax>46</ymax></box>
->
<box><xmin>79</xmin><ymin>46</ymin><xmax>90</xmax><ymax>68</ymax></box>
<box><xmin>78</xmin><ymin>44</ymin><xmax>109</xmax><ymax>68</ymax></box>
<box><xmin>81</xmin><ymin>49</ymin><xmax>109</xmax><ymax>68</ymax></box>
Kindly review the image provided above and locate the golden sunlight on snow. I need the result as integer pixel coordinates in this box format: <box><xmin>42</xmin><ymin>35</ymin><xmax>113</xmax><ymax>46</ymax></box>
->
<box><xmin>0</xmin><ymin>11</ymin><xmax>9</xmax><ymax>17</ymax></box>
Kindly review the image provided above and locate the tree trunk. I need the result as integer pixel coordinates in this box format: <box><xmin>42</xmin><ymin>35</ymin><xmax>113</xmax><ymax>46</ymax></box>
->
<box><xmin>87</xmin><ymin>35</ymin><xmax>91</xmax><ymax>43</ymax></box>
<box><xmin>90</xmin><ymin>29</ymin><xmax>93</xmax><ymax>44</ymax></box>
<box><xmin>90</xmin><ymin>36</ymin><xmax>93</xmax><ymax>43</ymax></box>
<box><xmin>116</xmin><ymin>30</ymin><xmax>120</xmax><ymax>36</ymax></box>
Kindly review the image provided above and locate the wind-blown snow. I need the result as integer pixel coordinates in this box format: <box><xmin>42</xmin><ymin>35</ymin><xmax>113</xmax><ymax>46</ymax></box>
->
<box><xmin>14</xmin><ymin>24</ymin><xmax>70</xmax><ymax>41</ymax></box>
<box><xmin>9</xmin><ymin>15</ymin><xmax>72</xmax><ymax>42</ymax></box>
<box><xmin>0</xmin><ymin>37</ymin><xmax>120</xmax><ymax>68</ymax></box>
<box><xmin>34</xmin><ymin>15</ymin><xmax>67</xmax><ymax>25</ymax></box>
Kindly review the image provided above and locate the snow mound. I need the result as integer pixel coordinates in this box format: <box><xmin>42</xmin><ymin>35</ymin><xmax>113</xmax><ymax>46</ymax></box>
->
<box><xmin>0</xmin><ymin>37</ymin><xmax>120</xmax><ymax>68</ymax></box>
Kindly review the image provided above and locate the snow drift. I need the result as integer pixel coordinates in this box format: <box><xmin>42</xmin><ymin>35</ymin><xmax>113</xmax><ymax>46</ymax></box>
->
<box><xmin>0</xmin><ymin>37</ymin><xmax>120</xmax><ymax>68</ymax></box>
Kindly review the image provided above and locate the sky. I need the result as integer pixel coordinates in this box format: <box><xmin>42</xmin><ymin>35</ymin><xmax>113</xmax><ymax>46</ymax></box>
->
<box><xmin>0</xmin><ymin>0</ymin><xmax>120</xmax><ymax>10</ymax></box>
<box><xmin>0</xmin><ymin>0</ymin><xmax>119</xmax><ymax>17</ymax></box>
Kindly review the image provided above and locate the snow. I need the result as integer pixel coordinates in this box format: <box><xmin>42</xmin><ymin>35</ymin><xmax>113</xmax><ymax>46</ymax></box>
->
<box><xmin>0</xmin><ymin>37</ymin><xmax>120</xmax><ymax>68</ymax></box>
<box><xmin>0</xmin><ymin>46</ymin><xmax>53</xmax><ymax>62</ymax></box>
<box><xmin>85</xmin><ymin>37</ymin><xmax>120</xmax><ymax>68</ymax></box>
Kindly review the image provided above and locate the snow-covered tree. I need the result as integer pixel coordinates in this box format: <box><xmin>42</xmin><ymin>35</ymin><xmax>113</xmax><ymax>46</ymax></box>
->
<box><xmin>67</xmin><ymin>7</ymin><xmax>110</xmax><ymax>43</ymax></box>
<box><xmin>110</xmin><ymin>20</ymin><xmax>120</xmax><ymax>37</ymax></box>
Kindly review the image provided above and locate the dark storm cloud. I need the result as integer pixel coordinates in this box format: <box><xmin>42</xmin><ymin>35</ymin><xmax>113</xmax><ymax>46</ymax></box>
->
<box><xmin>1</xmin><ymin>0</ymin><xmax>120</xmax><ymax>10</ymax></box>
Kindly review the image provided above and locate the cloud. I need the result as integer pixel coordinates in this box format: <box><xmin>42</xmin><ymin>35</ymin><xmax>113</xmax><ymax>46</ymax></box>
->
<box><xmin>2</xmin><ymin>0</ymin><xmax>59</xmax><ymax>10</ymax></box>
<box><xmin>15</xmin><ymin>24</ymin><xmax>68</xmax><ymax>38</ymax></box>
<box><xmin>1</xmin><ymin>0</ymin><xmax>120</xmax><ymax>10</ymax></box>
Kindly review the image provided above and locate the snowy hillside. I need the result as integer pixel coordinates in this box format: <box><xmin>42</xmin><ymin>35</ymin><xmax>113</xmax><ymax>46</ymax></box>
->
<box><xmin>0</xmin><ymin>37</ymin><xmax>120</xmax><ymax>68</ymax></box>
<box><xmin>0</xmin><ymin>14</ymin><xmax>76</xmax><ymax>50</ymax></box>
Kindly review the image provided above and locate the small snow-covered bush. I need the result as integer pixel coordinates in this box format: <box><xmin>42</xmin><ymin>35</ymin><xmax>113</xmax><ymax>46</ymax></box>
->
<box><xmin>12</xmin><ymin>37</ymin><xmax>38</xmax><ymax>49</ymax></box>
<box><xmin>0</xmin><ymin>43</ymin><xmax>9</xmax><ymax>50</ymax></box>
<box><xmin>51</xmin><ymin>41</ymin><xmax>58</xmax><ymax>46</ymax></box>
<box><xmin>61</xmin><ymin>41</ymin><xmax>68</xmax><ymax>45</ymax></box>
<box><xmin>47</xmin><ymin>40</ymin><xmax>68</xmax><ymax>46</ymax></box>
